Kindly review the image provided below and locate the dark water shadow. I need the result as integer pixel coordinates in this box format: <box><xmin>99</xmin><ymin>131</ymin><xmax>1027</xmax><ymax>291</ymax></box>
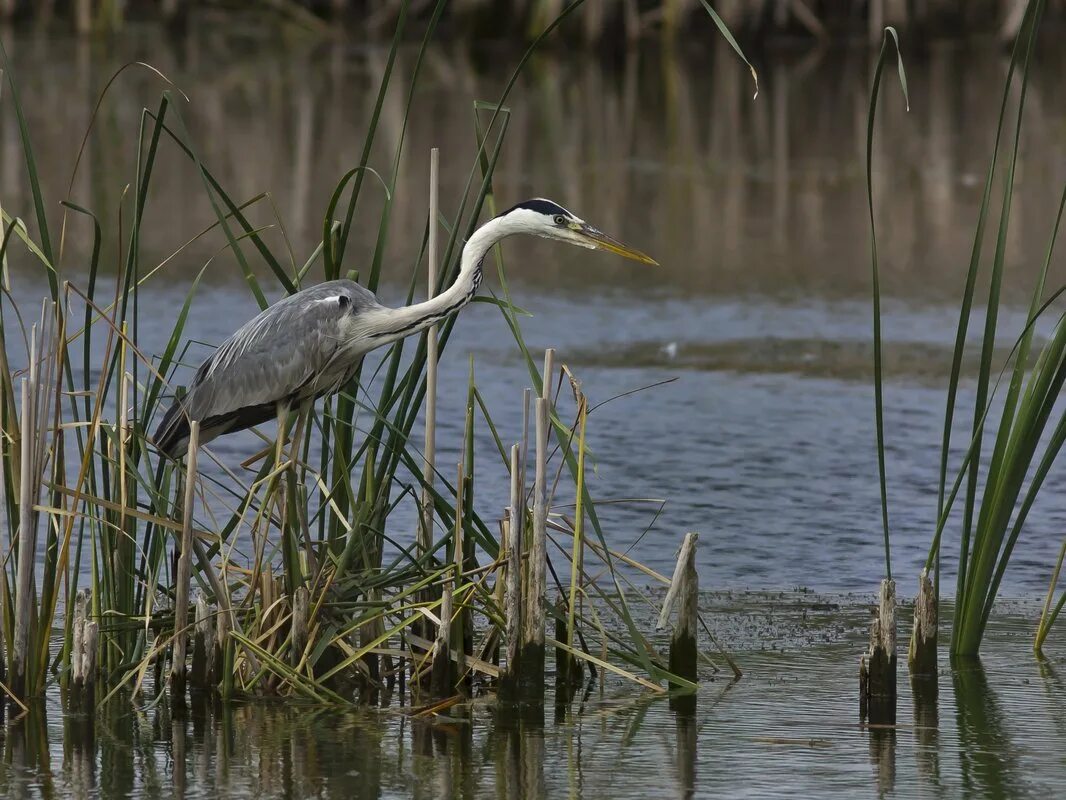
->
<box><xmin>951</xmin><ymin>656</ymin><xmax>1022</xmax><ymax>799</ymax></box>
<box><xmin>910</xmin><ymin>671</ymin><xmax>941</xmax><ymax>791</ymax></box>
<box><xmin>4</xmin><ymin>699</ymin><xmax>52</xmax><ymax>798</ymax></box>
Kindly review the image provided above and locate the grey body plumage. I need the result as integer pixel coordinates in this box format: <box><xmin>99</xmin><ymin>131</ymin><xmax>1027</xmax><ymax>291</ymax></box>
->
<box><xmin>153</xmin><ymin>200</ymin><xmax>656</xmax><ymax>458</ymax></box>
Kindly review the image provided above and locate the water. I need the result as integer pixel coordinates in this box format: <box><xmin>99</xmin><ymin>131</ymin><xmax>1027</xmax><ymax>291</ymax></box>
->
<box><xmin>1</xmin><ymin>594</ymin><xmax>1064</xmax><ymax>798</ymax></box>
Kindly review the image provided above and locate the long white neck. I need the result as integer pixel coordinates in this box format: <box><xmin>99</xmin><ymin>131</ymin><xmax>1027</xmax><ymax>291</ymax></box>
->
<box><xmin>364</xmin><ymin>214</ymin><xmax>519</xmax><ymax>347</ymax></box>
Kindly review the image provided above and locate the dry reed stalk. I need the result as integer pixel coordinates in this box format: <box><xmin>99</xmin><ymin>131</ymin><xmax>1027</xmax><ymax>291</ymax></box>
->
<box><xmin>502</xmin><ymin>444</ymin><xmax>523</xmax><ymax>691</ymax></box>
<box><xmin>454</xmin><ymin>461</ymin><xmax>467</xmax><ymax>683</ymax></box>
<box><xmin>560</xmin><ymin>394</ymin><xmax>587</xmax><ymax>690</ymax></box>
<box><xmin>860</xmin><ymin>578</ymin><xmax>897</xmax><ymax>724</ymax></box>
<box><xmin>430</xmin><ymin>463</ymin><xmax>462</xmax><ymax>697</ymax></box>
<box><xmin>519</xmin><ymin>352</ymin><xmax>553</xmax><ymax>692</ymax></box>
<box><xmin>419</xmin><ymin>147</ymin><xmax>440</xmax><ymax>559</ymax></box>
<box><xmin>171</xmin><ymin>420</ymin><xmax>201</xmax><ymax>693</ymax></box>
<box><xmin>12</xmin><ymin>376</ymin><xmax>36</xmax><ymax>698</ymax></box>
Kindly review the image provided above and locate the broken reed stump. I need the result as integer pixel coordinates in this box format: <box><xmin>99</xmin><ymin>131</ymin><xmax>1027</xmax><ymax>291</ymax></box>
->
<box><xmin>908</xmin><ymin>568</ymin><xmax>938</xmax><ymax>681</ymax></box>
<box><xmin>860</xmin><ymin>578</ymin><xmax>897</xmax><ymax>725</ymax></box>
<box><xmin>171</xmin><ymin>421</ymin><xmax>201</xmax><ymax>697</ymax></box>
<box><xmin>70</xmin><ymin>590</ymin><xmax>98</xmax><ymax>709</ymax></box>
<box><xmin>190</xmin><ymin>592</ymin><xmax>215</xmax><ymax>690</ymax></box>
<box><xmin>658</xmin><ymin>532</ymin><xmax>700</xmax><ymax>689</ymax></box>
<box><xmin>518</xmin><ymin>350</ymin><xmax>553</xmax><ymax>697</ymax></box>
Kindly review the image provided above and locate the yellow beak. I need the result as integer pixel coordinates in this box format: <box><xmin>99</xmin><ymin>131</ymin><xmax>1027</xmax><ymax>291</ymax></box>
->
<box><xmin>576</xmin><ymin>223</ymin><xmax>659</xmax><ymax>265</ymax></box>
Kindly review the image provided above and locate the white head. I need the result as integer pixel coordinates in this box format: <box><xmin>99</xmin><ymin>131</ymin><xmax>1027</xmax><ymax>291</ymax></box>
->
<box><xmin>494</xmin><ymin>198</ymin><xmax>658</xmax><ymax>264</ymax></box>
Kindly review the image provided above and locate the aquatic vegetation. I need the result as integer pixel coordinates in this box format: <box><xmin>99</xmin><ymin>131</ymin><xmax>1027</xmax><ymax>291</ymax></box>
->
<box><xmin>868</xmin><ymin>0</ymin><xmax>1066</xmax><ymax>656</ymax></box>
<box><xmin>0</xmin><ymin>0</ymin><xmax>751</xmax><ymax>706</ymax></box>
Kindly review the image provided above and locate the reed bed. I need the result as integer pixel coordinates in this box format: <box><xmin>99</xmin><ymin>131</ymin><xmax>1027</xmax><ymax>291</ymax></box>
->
<box><xmin>0</xmin><ymin>0</ymin><xmax>738</xmax><ymax>708</ymax></box>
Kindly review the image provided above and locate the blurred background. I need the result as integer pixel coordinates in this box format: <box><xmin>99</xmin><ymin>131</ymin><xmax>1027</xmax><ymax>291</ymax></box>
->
<box><xmin>0</xmin><ymin>1</ymin><xmax>1060</xmax><ymax>44</ymax></box>
<box><xmin>2</xmin><ymin>2</ymin><xmax>1065</xmax><ymax>592</ymax></box>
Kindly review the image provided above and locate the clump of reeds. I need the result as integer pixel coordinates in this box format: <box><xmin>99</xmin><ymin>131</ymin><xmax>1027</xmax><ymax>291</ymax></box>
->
<box><xmin>0</xmin><ymin>0</ymin><xmax>745</xmax><ymax>709</ymax></box>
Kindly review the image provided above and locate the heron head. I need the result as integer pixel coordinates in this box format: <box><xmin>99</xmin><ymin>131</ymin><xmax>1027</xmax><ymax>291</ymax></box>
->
<box><xmin>499</xmin><ymin>198</ymin><xmax>658</xmax><ymax>265</ymax></box>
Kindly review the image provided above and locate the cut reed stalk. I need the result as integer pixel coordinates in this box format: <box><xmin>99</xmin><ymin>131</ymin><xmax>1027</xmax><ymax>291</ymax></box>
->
<box><xmin>659</xmin><ymin>532</ymin><xmax>699</xmax><ymax>689</ymax></box>
<box><xmin>908</xmin><ymin>568</ymin><xmax>937</xmax><ymax>679</ymax></box>
<box><xmin>502</xmin><ymin>444</ymin><xmax>523</xmax><ymax>693</ymax></box>
<box><xmin>171</xmin><ymin>420</ymin><xmax>200</xmax><ymax>694</ymax></box>
<box><xmin>560</xmin><ymin>395</ymin><xmax>587</xmax><ymax>690</ymax></box>
<box><xmin>454</xmin><ymin>461</ymin><xmax>468</xmax><ymax>687</ymax></box>
<box><xmin>430</xmin><ymin>463</ymin><xmax>462</xmax><ymax>698</ymax></box>
<box><xmin>519</xmin><ymin>390</ymin><xmax>550</xmax><ymax>694</ymax></box>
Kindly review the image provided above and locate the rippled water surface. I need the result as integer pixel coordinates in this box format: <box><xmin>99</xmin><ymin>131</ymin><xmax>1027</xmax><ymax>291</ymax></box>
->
<box><xmin>1</xmin><ymin>595</ymin><xmax>1064</xmax><ymax>799</ymax></box>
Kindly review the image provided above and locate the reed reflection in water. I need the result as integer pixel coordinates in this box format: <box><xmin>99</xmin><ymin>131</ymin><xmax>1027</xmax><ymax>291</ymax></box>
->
<box><xmin>3</xmin><ymin>28</ymin><xmax>1066</xmax><ymax>303</ymax></box>
<box><xmin>0</xmin><ymin>618</ymin><xmax>1062</xmax><ymax>798</ymax></box>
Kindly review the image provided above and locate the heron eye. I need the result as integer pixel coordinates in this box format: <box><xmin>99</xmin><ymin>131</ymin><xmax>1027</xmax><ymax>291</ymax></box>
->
<box><xmin>553</xmin><ymin>214</ymin><xmax>566</xmax><ymax>226</ymax></box>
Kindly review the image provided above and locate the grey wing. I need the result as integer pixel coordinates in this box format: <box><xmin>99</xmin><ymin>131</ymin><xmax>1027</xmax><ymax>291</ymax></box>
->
<box><xmin>153</xmin><ymin>280</ymin><xmax>379</xmax><ymax>456</ymax></box>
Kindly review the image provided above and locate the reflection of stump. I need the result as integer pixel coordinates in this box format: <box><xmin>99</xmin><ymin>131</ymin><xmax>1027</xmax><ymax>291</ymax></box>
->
<box><xmin>868</xmin><ymin>727</ymin><xmax>897</xmax><ymax>795</ymax></box>
<box><xmin>912</xmin><ymin>668</ymin><xmax>940</xmax><ymax>784</ymax></box>
<box><xmin>859</xmin><ymin>579</ymin><xmax>896</xmax><ymax>725</ymax></box>
<box><xmin>675</xmin><ymin>704</ymin><xmax>698</xmax><ymax>798</ymax></box>
<box><xmin>908</xmin><ymin>568</ymin><xmax>938</xmax><ymax>679</ymax></box>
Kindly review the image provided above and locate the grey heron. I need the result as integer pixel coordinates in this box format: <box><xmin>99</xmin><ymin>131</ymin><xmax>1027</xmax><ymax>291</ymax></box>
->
<box><xmin>153</xmin><ymin>198</ymin><xmax>656</xmax><ymax>458</ymax></box>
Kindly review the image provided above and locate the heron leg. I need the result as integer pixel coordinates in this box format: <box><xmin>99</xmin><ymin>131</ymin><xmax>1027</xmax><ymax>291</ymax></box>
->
<box><xmin>275</xmin><ymin>400</ymin><xmax>290</xmax><ymax>468</ymax></box>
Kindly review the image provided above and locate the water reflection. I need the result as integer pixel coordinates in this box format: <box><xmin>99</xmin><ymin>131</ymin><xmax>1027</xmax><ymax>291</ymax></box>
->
<box><xmin>867</xmin><ymin>726</ymin><xmax>896</xmax><ymax>797</ymax></box>
<box><xmin>911</xmin><ymin>672</ymin><xmax>941</xmax><ymax>789</ymax></box>
<box><xmin>951</xmin><ymin>656</ymin><xmax>1021</xmax><ymax>799</ymax></box>
<box><xmin>0</xmin><ymin>630</ymin><xmax>1064</xmax><ymax>798</ymax></box>
<box><xmin>674</xmin><ymin>707</ymin><xmax>698</xmax><ymax>800</ymax></box>
<box><xmin>2</xmin><ymin>28</ymin><xmax>1066</xmax><ymax>303</ymax></box>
